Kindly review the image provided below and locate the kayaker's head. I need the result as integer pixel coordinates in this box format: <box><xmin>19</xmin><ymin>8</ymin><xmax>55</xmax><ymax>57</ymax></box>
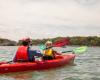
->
<box><xmin>21</xmin><ymin>37</ymin><xmax>32</xmax><ymax>46</ymax></box>
<box><xmin>45</xmin><ymin>40</ymin><xmax>53</xmax><ymax>48</ymax></box>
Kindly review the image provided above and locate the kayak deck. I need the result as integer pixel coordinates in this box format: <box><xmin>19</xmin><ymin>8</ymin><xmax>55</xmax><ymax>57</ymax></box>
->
<box><xmin>0</xmin><ymin>54</ymin><xmax>75</xmax><ymax>74</ymax></box>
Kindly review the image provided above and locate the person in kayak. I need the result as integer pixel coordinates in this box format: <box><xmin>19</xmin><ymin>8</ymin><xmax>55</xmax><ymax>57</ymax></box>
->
<box><xmin>42</xmin><ymin>40</ymin><xmax>61</xmax><ymax>60</ymax></box>
<box><xmin>13</xmin><ymin>37</ymin><xmax>43</xmax><ymax>62</ymax></box>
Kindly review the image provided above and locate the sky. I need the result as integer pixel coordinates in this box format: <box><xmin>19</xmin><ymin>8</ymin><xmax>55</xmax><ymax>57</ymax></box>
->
<box><xmin>0</xmin><ymin>0</ymin><xmax>100</xmax><ymax>41</ymax></box>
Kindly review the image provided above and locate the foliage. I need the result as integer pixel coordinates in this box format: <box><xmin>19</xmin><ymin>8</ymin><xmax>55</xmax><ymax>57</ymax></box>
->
<box><xmin>28</xmin><ymin>36</ymin><xmax>100</xmax><ymax>46</ymax></box>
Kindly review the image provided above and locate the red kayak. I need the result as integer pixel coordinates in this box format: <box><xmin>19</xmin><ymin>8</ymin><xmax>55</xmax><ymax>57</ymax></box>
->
<box><xmin>0</xmin><ymin>54</ymin><xmax>75</xmax><ymax>74</ymax></box>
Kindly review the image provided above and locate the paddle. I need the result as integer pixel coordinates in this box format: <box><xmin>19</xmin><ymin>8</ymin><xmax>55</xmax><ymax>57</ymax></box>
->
<box><xmin>39</xmin><ymin>44</ymin><xmax>46</xmax><ymax>50</ymax></box>
<box><xmin>62</xmin><ymin>46</ymin><xmax>87</xmax><ymax>54</ymax></box>
<box><xmin>53</xmin><ymin>38</ymin><xmax>70</xmax><ymax>47</ymax></box>
<box><xmin>39</xmin><ymin>38</ymin><xmax>70</xmax><ymax>50</ymax></box>
<box><xmin>0</xmin><ymin>61</ymin><xmax>13</xmax><ymax>65</ymax></box>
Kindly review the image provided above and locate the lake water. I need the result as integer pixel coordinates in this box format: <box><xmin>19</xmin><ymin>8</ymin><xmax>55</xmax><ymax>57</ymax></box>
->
<box><xmin>0</xmin><ymin>46</ymin><xmax>100</xmax><ymax>80</ymax></box>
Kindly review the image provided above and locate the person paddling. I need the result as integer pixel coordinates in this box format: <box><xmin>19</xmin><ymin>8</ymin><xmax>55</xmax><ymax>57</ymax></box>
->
<box><xmin>42</xmin><ymin>40</ymin><xmax>61</xmax><ymax>60</ymax></box>
<box><xmin>13</xmin><ymin>37</ymin><xmax>43</xmax><ymax>62</ymax></box>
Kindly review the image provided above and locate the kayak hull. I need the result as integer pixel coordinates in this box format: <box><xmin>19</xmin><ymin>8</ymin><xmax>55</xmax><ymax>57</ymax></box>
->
<box><xmin>0</xmin><ymin>54</ymin><xmax>75</xmax><ymax>74</ymax></box>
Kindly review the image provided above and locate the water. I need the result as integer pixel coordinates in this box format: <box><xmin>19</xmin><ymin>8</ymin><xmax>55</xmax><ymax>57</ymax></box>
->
<box><xmin>0</xmin><ymin>46</ymin><xmax>100</xmax><ymax>80</ymax></box>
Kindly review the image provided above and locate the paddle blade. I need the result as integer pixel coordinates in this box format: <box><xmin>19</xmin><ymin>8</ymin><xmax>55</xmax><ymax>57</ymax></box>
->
<box><xmin>73</xmin><ymin>46</ymin><xmax>87</xmax><ymax>54</ymax></box>
<box><xmin>39</xmin><ymin>44</ymin><xmax>46</xmax><ymax>50</ymax></box>
<box><xmin>53</xmin><ymin>38</ymin><xmax>70</xmax><ymax>47</ymax></box>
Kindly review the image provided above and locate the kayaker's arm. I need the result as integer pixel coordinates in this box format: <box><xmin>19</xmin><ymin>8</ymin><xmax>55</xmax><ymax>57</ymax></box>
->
<box><xmin>28</xmin><ymin>50</ymin><xmax>43</xmax><ymax>57</ymax></box>
<box><xmin>53</xmin><ymin>50</ymin><xmax>61</xmax><ymax>55</ymax></box>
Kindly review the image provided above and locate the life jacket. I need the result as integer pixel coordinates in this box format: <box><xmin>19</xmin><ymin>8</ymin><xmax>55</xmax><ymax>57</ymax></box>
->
<box><xmin>14</xmin><ymin>46</ymin><xmax>29</xmax><ymax>62</ymax></box>
<box><xmin>43</xmin><ymin>49</ymin><xmax>53</xmax><ymax>57</ymax></box>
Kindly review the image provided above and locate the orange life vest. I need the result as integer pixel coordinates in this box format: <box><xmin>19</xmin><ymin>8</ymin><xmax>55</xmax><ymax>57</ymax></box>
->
<box><xmin>15</xmin><ymin>46</ymin><xmax>29</xmax><ymax>61</ymax></box>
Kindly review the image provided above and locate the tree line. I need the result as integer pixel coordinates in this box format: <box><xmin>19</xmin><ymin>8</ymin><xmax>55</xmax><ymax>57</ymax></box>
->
<box><xmin>18</xmin><ymin>36</ymin><xmax>100</xmax><ymax>46</ymax></box>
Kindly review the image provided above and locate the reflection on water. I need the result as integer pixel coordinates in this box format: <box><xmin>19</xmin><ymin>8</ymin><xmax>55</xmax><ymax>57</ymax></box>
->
<box><xmin>0</xmin><ymin>46</ymin><xmax>100</xmax><ymax>80</ymax></box>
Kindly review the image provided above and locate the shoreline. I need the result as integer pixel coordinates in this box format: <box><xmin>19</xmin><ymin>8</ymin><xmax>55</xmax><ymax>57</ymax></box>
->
<box><xmin>0</xmin><ymin>36</ymin><xmax>100</xmax><ymax>46</ymax></box>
